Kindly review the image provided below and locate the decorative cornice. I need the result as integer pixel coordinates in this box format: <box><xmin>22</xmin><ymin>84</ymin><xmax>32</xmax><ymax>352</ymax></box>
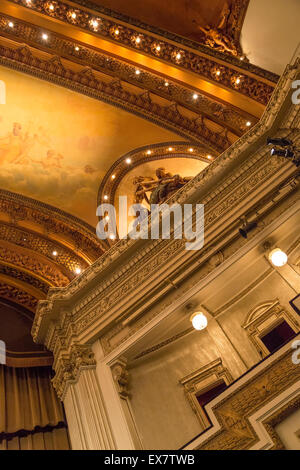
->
<box><xmin>0</xmin><ymin>12</ymin><xmax>256</xmax><ymax>135</ymax></box>
<box><xmin>0</xmin><ymin>42</ymin><xmax>233</xmax><ymax>151</ymax></box>
<box><xmin>3</xmin><ymin>2</ymin><xmax>276</xmax><ymax>105</ymax></box>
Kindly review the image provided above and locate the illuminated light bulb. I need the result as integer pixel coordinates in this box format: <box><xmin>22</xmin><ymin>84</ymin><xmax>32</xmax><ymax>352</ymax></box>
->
<box><xmin>269</xmin><ymin>248</ymin><xmax>288</xmax><ymax>267</ymax></box>
<box><xmin>49</xmin><ymin>3</ymin><xmax>54</xmax><ymax>10</ymax></box>
<box><xmin>115</xmin><ymin>28</ymin><xmax>120</xmax><ymax>35</ymax></box>
<box><xmin>111</xmin><ymin>174</ymin><xmax>116</xmax><ymax>180</ymax></box>
<box><xmin>164</xmin><ymin>81</ymin><xmax>169</xmax><ymax>87</ymax></box>
<box><xmin>42</xmin><ymin>33</ymin><xmax>49</xmax><ymax>41</ymax></box>
<box><xmin>156</xmin><ymin>44</ymin><xmax>161</xmax><ymax>52</ymax></box>
<box><xmin>216</xmin><ymin>70</ymin><xmax>221</xmax><ymax>76</ymax></box>
<box><xmin>168</xmin><ymin>147</ymin><xmax>173</xmax><ymax>151</ymax></box>
<box><xmin>135</xmin><ymin>36</ymin><xmax>141</xmax><ymax>44</ymax></box>
<box><xmin>240</xmin><ymin>55</ymin><xmax>245</xmax><ymax>61</ymax></box>
<box><xmin>193</xmin><ymin>93</ymin><xmax>198</xmax><ymax>100</ymax></box>
<box><xmin>90</xmin><ymin>19</ymin><xmax>99</xmax><ymax>30</ymax></box>
<box><xmin>235</xmin><ymin>77</ymin><xmax>241</xmax><ymax>85</ymax></box>
<box><xmin>70</xmin><ymin>12</ymin><xmax>77</xmax><ymax>19</ymax></box>
<box><xmin>25</xmin><ymin>0</ymin><xmax>32</xmax><ymax>5</ymax></box>
<box><xmin>109</xmin><ymin>234</ymin><xmax>116</xmax><ymax>240</ymax></box>
<box><xmin>52</xmin><ymin>250</ymin><xmax>58</xmax><ymax>256</ymax></box>
<box><xmin>207</xmin><ymin>155</ymin><xmax>212</xmax><ymax>159</ymax></box>
<box><xmin>105</xmin><ymin>215</ymin><xmax>109</xmax><ymax>221</ymax></box>
<box><xmin>104</xmin><ymin>195</ymin><xmax>108</xmax><ymax>200</ymax></box>
<box><xmin>146</xmin><ymin>150</ymin><xmax>152</xmax><ymax>155</ymax></box>
<box><xmin>75</xmin><ymin>46</ymin><xmax>80</xmax><ymax>51</ymax></box>
<box><xmin>75</xmin><ymin>267</ymin><xmax>82</xmax><ymax>275</ymax></box>
<box><xmin>125</xmin><ymin>157</ymin><xmax>132</xmax><ymax>164</ymax></box>
<box><xmin>135</xmin><ymin>69</ymin><xmax>141</xmax><ymax>75</ymax></box>
<box><xmin>8</xmin><ymin>21</ymin><xmax>14</xmax><ymax>28</ymax></box>
<box><xmin>188</xmin><ymin>148</ymin><xmax>194</xmax><ymax>152</ymax></box>
<box><xmin>246</xmin><ymin>121</ymin><xmax>251</xmax><ymax>127</ymax></box>
<box><xmin>176</xmin><ymin>52</ymin><xmax>181</xmax><ymax>60</ymax></box>
<box><xmin>190</xmin><ymin>312</ymin><xmax>208</xmax><ymax>331</ymax></box>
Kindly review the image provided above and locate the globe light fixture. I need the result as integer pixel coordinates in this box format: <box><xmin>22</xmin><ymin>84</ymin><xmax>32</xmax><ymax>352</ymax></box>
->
<box><xmin>269</xmin><ymin>248</ymin><xmax>288</xmax><ymax>267</ymax></box>
<box><xmin>190</xmin><ymin>312</ymin><xmax>208</xmax><ymax>331</ymax></box>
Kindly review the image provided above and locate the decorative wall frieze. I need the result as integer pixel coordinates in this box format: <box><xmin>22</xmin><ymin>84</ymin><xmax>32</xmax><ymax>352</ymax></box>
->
<box><xmin>0</xmin><ymin>43</ymin><xmax>232</xmax><ymax>151</ymax></box>
<box><xmin>0</xmin><ymin>13</ymin><xmax>256</xmax><ymax>135</ymax></box>
<box><xmin>52</xmin><ymin>344</ymin><xmax>96</xmax><ymax>400</ymax></box>
<box><xmin>5</xmin><ymin>0</ymin><xmax>276</xmax><ymax>106</ymax></box>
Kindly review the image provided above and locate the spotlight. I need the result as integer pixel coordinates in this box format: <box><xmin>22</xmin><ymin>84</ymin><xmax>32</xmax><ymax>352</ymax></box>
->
<box><xmin>267</xmin><ymin>137</ymin><xmax>300</xmax><ymax>167</ymax></box>
<box><xmin>270</xmin><ymin>148</ymin><xmax>294</xmax><ymax>158</ymax></box>
<box><xmin>239</xmin><ymin>220</ymin><xmax>257</xmax><ymax>239</ymax></box>
<box><xmin>52</xmin><ymin>250</ymin><xmax>58</xmax><ymax>256</ymax></box>
<box><xmin>267</xmin><ymin>137</ymin><xmax>292</xmax><ymax>147</ymax></box>
<box><xmin>75</xmin><ymin>267</ymin><xmax>81</xmax><ymax>275</ymax></box>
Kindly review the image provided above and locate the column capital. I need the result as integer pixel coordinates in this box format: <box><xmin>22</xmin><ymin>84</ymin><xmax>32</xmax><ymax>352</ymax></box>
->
<box><xmin>53</xmin><ymin>344</ymin><xmax>96</xmax><ymax>400</ymax></box>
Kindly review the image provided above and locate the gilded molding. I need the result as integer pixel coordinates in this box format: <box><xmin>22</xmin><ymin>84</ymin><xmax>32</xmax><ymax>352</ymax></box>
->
<box><xmin>0</xmin><ymin>281</ymin><xmax>38</xmax><ymax>312</ymax></box>
<box><xmin>0</xmin><ymin>42</ymin><xmax>232</xmax><ymax>151</ymax></box>
<box><xmin>6</xmin><ymin>0</ymin><xmax>276</xmax><ymax>105</ymax></box>
<box><xmin>0</xmin><ymin>12</ymin><xmax>256</xmax><ymax>135</ymax></box>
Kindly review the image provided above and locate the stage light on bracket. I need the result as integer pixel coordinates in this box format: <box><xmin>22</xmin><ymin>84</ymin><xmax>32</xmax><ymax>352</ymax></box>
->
<box><xmin>239</xmin><ymin>219</ymin><xmax>257</xmax><ymax>239</ymax></box>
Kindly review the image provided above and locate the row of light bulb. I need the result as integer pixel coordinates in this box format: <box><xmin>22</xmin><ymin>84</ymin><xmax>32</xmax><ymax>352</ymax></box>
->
<box><xmin>102</xmin><ymin>148</ymin><xmax>214</xmax><ymax>199</ymax></box>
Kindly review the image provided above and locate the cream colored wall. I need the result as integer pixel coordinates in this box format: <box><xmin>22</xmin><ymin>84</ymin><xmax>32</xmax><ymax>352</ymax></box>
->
<box><xmin>127</xmin><ymin>261</ymin><xmax>299</xmax><ymax>449</ymax></box>
<box><xmin>242</xmin><ymin>0</ymin><xmax>300</xmax><ymax>74</ymax></box>
<box><xmin>128</xmin><ymin>329</ymin><xmax>230</xmax><ymax>449</ymax></box>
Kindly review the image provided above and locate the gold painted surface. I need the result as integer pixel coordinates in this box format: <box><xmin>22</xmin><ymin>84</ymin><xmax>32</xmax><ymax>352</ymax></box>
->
<box><xmin>0</xmin><ymin>0</ymin><xmax>265</xmax><ymax>117</ymax></box>
<box><xmin>0</xmin><ymin>65</ymin><xmax>181</xmax><ymax>226</ymax></box>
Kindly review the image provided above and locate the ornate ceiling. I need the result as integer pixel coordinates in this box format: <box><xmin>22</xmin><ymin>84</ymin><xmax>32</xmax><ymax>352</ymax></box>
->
<box><xmin>0</xmin><ymin>0</ymin><xmax>280</xmax><ymax>364</ymax></box>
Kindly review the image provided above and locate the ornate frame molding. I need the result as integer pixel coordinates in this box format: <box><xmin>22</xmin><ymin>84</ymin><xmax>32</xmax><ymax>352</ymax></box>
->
<box><xmin>180</xmin><ymin>358</ymin><xmax>233</xmax><ymax>429</ymax></box>
<box><xmin>5</xmin><ymin>0</ymin><xmax>277</xmax><ymax>106</ymax></box>
<box><xmin>243</xmin><ymin>300</ymin><xmax>300</xmax><ymax>357</ymax></box>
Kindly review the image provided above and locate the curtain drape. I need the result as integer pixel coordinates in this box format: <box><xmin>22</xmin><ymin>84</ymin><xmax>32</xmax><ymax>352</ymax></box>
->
<box><xmin>0</xmin><ymin>365</ymin><xmax>70</xmax><ymax>450</ymax></box>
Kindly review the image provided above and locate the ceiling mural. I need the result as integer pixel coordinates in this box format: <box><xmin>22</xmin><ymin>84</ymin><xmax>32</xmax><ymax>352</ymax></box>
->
<box><xmin>0</xmin><ymin>65</ymin><xmax>181</xmax><ymax>227</ymax></box>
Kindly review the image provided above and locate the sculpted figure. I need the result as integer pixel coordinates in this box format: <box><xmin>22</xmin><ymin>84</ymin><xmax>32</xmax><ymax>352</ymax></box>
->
<box><xmin>133</xmin><ymin>168</ymin><xmax>192</xmax><ymax>206</ymax></box>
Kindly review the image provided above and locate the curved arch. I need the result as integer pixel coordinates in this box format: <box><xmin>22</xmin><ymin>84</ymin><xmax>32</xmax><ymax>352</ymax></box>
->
<box><xmin>97</xmin><ymin>141</ymin><xmax>214</xmax><ymax>206</ymax></box>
